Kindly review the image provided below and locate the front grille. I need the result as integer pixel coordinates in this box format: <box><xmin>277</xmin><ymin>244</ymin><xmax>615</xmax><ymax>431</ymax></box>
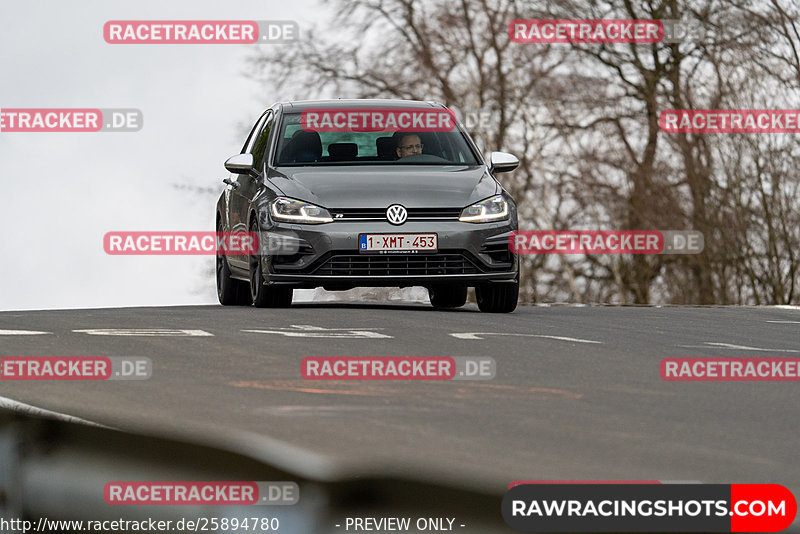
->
<box><xmin>312</xmin><ymin>253</ymin><xmax>481</xmax><ymax>276</ymax></box>
<box><xmin>331</xmin><ymin>207</ymin><xmax>461</xmax><ymax>221</ymax></box>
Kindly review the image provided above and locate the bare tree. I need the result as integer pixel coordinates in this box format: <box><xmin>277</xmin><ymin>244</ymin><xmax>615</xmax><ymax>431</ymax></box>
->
<box><xmin>247</xmin><ymin>0</ymin><xmax>800</xmax><ymax>305</ymax></box>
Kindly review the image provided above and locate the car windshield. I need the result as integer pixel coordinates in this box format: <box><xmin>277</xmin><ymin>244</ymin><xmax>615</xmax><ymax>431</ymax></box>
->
<box><xmin>274</xmin><ymin>111</ymin><xmax>480</xmax><ymax>166</ymax></box>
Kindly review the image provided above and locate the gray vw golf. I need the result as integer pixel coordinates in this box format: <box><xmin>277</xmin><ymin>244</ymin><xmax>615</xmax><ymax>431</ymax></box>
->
<box><xmin>216</xmin><ymin>99</ymin><xmax>520</xmax><ymax>312</ymax></box>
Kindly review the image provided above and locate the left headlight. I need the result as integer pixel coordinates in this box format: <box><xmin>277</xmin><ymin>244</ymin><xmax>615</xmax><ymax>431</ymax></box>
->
<box><xmin>270</xmin><ymin>197</ymin><xmax>333</xmax><ymax>224</ymax></box>
<box><xmin>459</xmin><ymin>195</ymin><xmax>509</xmax><ymax>223</ymax></box>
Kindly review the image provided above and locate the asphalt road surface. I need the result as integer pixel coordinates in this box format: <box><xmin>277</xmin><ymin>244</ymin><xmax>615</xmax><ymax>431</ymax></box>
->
<box><xmin>1</xmin><ymin>303</ymin><xmax>798</xmax><ymax>497</ymax></box>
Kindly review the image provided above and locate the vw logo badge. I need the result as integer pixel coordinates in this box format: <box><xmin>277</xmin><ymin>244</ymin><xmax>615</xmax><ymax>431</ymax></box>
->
<box><xmin>386</xmin><ymin>204</ymin><xmax>408</xmax><ymax>225</ymax></box>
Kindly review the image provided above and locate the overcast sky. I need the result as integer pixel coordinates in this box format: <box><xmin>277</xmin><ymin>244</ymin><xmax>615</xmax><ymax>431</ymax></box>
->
<box><xmin>0</xmin><ymin>0</ymin><xmax>328</xmax><ymax>311</ymax></box>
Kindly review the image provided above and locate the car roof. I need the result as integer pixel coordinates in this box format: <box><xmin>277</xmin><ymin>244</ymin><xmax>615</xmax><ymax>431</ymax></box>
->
<box><xmin>276</xmin><ymin>99</ymin><xmax>447</xmax><ymax>112</ymax></box>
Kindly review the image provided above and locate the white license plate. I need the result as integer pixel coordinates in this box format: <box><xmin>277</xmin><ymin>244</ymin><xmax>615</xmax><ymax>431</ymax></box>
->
<box><xmin>359</xmin><ymin>233</ymin><xmax>438</xmax><ymax>252</ymax></box>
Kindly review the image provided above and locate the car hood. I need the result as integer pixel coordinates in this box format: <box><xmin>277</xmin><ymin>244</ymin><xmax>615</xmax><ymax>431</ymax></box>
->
<box><xmin>269</xmin><ymin>165</ymin><xmax>499</xmax><ymax>208</ymax></box>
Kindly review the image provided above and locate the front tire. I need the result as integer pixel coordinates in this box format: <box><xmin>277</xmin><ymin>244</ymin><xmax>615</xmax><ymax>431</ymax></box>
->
<box><xmin>216</xmin><ymin>224</ymin><xmax>252</xmax><ymax>306</ymax></box>
<box><xmin>249</xmin><ymin>220</ymin><xmax>293</xmax><ymax>308</ymax></box>
<box><xmin>428</xmin><ymin>284</ymin><xmax>468</xmax><ymax>309</ymax></box>
<box><xmin>475</xmin><ymin>279</ymin><xmax>518</xmax><ymax>313</ymax></box>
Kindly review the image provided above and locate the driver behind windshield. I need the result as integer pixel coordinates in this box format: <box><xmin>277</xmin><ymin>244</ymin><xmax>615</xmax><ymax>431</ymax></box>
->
<box><xmin>395</xmin><ymin>133</ymin><xmax>423</xmax><ymax>159</ymax></box>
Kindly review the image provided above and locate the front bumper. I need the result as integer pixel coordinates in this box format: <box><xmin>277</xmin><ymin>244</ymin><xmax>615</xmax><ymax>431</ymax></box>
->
<box><xmin>261</xmin><ymin>219</ymin><xmax>518</xmax><ymax>289</ymax></box>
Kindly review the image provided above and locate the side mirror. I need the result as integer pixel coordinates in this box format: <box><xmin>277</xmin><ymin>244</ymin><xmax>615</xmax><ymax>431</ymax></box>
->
<box><xmin>224</xmin><ymin>153</ymin><xmax>257</xmax><ymax>176</ymax></box>
<box><xmin>489</xmin><ymin>151</ymin><xmax>519</xmax><ymax>173</ymax></box>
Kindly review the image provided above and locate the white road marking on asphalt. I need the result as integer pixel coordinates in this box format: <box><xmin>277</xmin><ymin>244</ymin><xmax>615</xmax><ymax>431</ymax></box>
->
<box><xmin>0</xmin><ymin>396</ymin><xmax>108</xmax><ymax>427</ymax></box>
<box><xmin>72</xmin><ymin>328</ymin><xmax>213</xmax><ymax>336</ymax></box>
<box><xmin>766</xmin><ymin>320</ymin><xmax>800</xmax><ymax>324</ymax></box>
<box><xmin>678</xmin><ymin>342</ymin><xmax>799</xmax><ymax>353</ymax></box>
<box><xmin>242</xmin><ymin>324</ymin><xmax>392</xmax><ymax>339</ymax></box>
<box><xmin>0</xmin><ymin>329</ymin><xmax>52</xmax><ymax>335</ymax></box>
<box><xmin>450</xmin><ymin>332</ymin><xmax>602</xmax><ymax>344</ymax></box>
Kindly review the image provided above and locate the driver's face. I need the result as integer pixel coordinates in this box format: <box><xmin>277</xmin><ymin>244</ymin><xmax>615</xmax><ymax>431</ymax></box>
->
<box><xmin>396</xmin><ymin>135</ymin><xmax>423</xmax><ymax>158</ymax></box>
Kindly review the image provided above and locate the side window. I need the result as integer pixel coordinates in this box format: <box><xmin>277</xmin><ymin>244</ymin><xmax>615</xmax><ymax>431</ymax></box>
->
<box><xmin>251</xmin><ymin>112</ymin><xmax>274</xmax><ymax>168</ymax></box>
<box><xmin>240</xmin><ymin>112</ymin><xmax>267</xmax><ymax>154</ymax></box>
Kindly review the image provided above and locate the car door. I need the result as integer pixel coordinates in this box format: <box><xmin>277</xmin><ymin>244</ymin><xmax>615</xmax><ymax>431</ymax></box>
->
<box><xmin>228</xmin><ymin>111</ymin><xmax>271</xmax><ymax>270</ymax></box>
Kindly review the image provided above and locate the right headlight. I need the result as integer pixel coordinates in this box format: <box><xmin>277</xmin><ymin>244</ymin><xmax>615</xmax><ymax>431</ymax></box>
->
<box><xmin>270</xmin><ymin>197</ymin><xmax>333</xmax><ymax>224</ymax></box>
<box><xmin>459</xmin><ymin>195</ymin><xmax>509</xmax><ymax>223</ymax></box>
